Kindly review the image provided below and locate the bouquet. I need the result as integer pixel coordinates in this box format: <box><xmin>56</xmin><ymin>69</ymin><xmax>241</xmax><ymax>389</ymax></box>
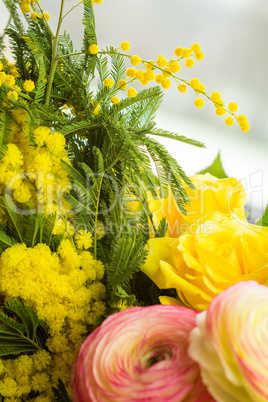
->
<box><xmin>0</xmin><ymin>0</ymin><xmax>266</xmax><ymax>401</ymax></box>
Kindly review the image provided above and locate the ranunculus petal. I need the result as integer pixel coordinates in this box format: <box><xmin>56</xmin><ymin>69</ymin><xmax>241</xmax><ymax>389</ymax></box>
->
<box><xmin>189</xmin><ymin>281</ymin><xmax>268</xmax><ymax>401</ymax></box>
<box><xmin>71</xmin><ymin>305</ymin><xmax>214</xmax><ymax>402</ymax></box>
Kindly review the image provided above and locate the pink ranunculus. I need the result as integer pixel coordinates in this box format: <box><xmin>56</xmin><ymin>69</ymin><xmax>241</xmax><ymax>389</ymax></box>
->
<box><xmin>189</xmin><ymin>281</ymin><xmax>268</xmax><ymax>401</ymax></box>
<box><xmin>71</xmin><ymin>305</ymin><xmax>214</xmax><ymax>402</ymax></box>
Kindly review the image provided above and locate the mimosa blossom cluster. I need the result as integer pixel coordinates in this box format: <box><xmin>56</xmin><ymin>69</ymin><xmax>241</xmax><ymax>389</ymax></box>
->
<box><xmin>20</xmin><ymin>0</ymin><xmax>50</xmax><ymax>20</ymax></box>
<box><xmin>0</xmin><ymin>104</ymin><xmax>73</xmax><ymax>232</ymax></box>
<box><xmin>17</xmin><ymin>0</ymin><xmax>250</xmax><ymax>132</ymax></box>
<box><xmin>88</xmin><ymin>39</ymin><xmax>250</xmax><ymax>132</ymax></box>
<box><xmin>0</xmin><ymin>238</ymin><xmax>106</xmax><ymax>399</ymax></box>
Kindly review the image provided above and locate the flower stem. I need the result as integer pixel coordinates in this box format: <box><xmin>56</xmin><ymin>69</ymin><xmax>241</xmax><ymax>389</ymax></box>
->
<box><xmin>44</xmin><ymin>0</ymin><xmax>65</xmax><ymax>106</ymax></box>
<box><xmin>62</xmin><ymin>1</ymin><xmax>83</xmax><ymax>20</ymax></box>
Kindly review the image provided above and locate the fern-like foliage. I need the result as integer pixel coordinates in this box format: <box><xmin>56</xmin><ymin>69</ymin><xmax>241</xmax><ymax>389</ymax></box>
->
<box><xmin>0</xmin><ymin>108</ymin><xmax>13</xmax><ymax>148</ymax></box>
<box><xmin>2</xmin><ymin>0</ymin><xmax>24</xmax><ymax>37</ymax></box>
<box><xmin>52</xmin><ymin>379</ymin><xmax>71</xmax><ymax>402</ymax></box>
<box><xmin>1</xmin><ymin>0</ymin><xmax>207</xmax><ymax>312</ymax></box>
<box><xmin>33</xmin><ymin>55</ymin><xmax>47</xmax><ymax>104</ymax></box>
<box><xmin>0</xmin><ymin>194</ymin><xmax>61</xmax><ymax>251</ymax></box>
<box><xmin>107</xmin><ymin>228</ymin><xmax>148</xmax><ymax>290</ymax></box>
<box><xmin>0</xmin><ymin>299</ymin><xmax>48</xmax><ymax>356</ymax></box>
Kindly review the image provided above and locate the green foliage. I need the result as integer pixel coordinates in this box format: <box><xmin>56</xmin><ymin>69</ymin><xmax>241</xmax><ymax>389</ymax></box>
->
<box><xmin>198</xmin><ymin>152</ymin><xmax>227</xmax><ymax>179</ymax></box>
<box><xmin>132</xmin><ymin>271</ymin><xmax>161</xmax><ymax>306</ymax></box>
<box><xmin>256</xmin><ymin>205</ymin><xmax>268</xmax><ymax>227</ymax></box>
<box><xmin>5</xmin><ymin>26</ymin><xmax>35</xmax><ymax>81</ymax></box>
<box><xmin>33</xmin><ymin>55</ymin><xmax>47</xmax><ymax>104</ymax></box>
<box><xmin>0</xmin><ymin>108</ymin><xmax>13</xmax><ymax>149</ymax></box>
<box><xmin>82</xmin><ymin>0</ymin><xmax>97</xmax><ymax>47</ymax></box>
<box><xmin>0</xmin><ymin>195</ymin><xmax>60</xmax><ymax>251</ymax></box>
<box><xmin>154</xmin><ymin>217</ymin><xmax>168</xmax><ymax>238</ymax></box>
<box><xmin>52</xmin><ymin>379</ymin><xmax>71</xmax><ymax>402</ymax></box>
<box><xmin>0</xmin><ymin>299</ymin><xmax>48</xmax><ymax>356</ymax></box>
<box><xmin>107</xmin><ymin>228</ymin><xmax>148</xmax><ymax>289</ymax></box>
<box><xmin>2</xmin><ymin>0</ymin><xmax>24</xmax><ymax>37</ymax></box>
<box><xmin>1</xmin><ymin>0</ymin><xmax>207</xmax><ymax>320</ymax></box>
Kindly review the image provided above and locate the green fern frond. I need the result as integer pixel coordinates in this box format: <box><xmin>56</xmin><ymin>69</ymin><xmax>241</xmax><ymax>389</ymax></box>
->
<box><xmin>0</xmin><ymin>299</ymin><xmax>48</xmax><ymax>356</ymax></box>
<box><xmin>109</xmin><ymin>47</ymin><xmax>126</xmax><ymax>85</ymax></box>
<box><xmin>52</xmin><ymin>379</ymin><xmax>71</xmax><ymax>402</ymax></box>
<box><xmin>2</xmin><ymin>0</ymin><xmax>24</xmax><ymax>36</ymax></box>
<box><xmin>142</xmin><ymin>137</ymin><xmax>191</xmax><ymax>213</ymax></box>
<box><xmin>0</xmin><ymin>195</ymin><xmax>24</xmax><ymax>243</ymax></box>
<box><xmin>25</xmin><ymin>20</ymin><xmax>52</xmax><ymax>65</ymax></box>
<box><xmin>155</xmin><ymin>217</ymin><xmax>168</xmax><ymax>238</ymax></box>
<box><xmin>0</xmin><ymin>230</ymin><xmax>17</xmax><ymax>251</ymax></box>
<box><xmin>111</xmin><ymin>86</ymin><xmax>163</xmax><ymax>116</ymax></box>
<box><xmin>23</xmin><ymin>213</ymin><xmax>45</xmax><ymax>248</ymax></box>
<box><xmin>92</xmin><ymin>146</ymin><xmax>104</xmax><ymax>175</ymax></box>
<box><xmin>33</xmin><ymin>55</ymin><xmax>47</xmax><ymax>105</ymax></box>
<box><xmin>82</xmin><ymin>0</ymin><xmax>97</xmax><ymax>47</ymax></box>
<box><xmin>107</xmin><ymin>229</ymin><xmax>148</xmax><ymax>289</ymax></box>
<box><xmin>96</xmin><ymin>56</ymin><xmax>110</xmax><ymax>90</ymax></box>
<box><xmin>60</xmin><ymin>120</ymin><xmax>100</xmax><ymax>138</ymax></box>
<box><xmin>33</xmin><ymin>104</ymin><xmax>70</xmax><ymax>125</ymax></box>
<box><xmin>150</xmin><ymin>128</ymin><xmax>205</xmax><ymax>148</ymax></box>
<box><xmin>41</xmin><ymin>214</ymin><xmax>58</xmax><ymax>248</ymax></box>
<box><xmin>128</xmin><ymin>94</ymin><xmax>163</xmax><ymax>128</ymax></box>
<box><xmin>0</xmin><ymin>108</ymin><xmax>12</xmax><ymax>148</ymax></box>
<box><xmin>5</xmin><ymin>27</ymin><xmax>34</xmax><ymax>80</ymax></box>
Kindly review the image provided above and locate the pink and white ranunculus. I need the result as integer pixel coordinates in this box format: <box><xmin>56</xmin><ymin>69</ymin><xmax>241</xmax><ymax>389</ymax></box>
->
<box><xmin>189</xmin><ymin>281</ymin><xmax>268</xmax><ymax>401</ymax></box>
<box><xmin>71</xmin><ymin>305</ymin><xmax>214</xmax><ymax>402</ymax></box>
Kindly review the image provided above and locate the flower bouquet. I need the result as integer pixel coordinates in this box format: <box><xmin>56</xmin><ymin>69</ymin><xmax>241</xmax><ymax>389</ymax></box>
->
<box><xmin>0</xmin><ymin>0</ymin><xmax>267</xmax><ymax>401</ymax></box>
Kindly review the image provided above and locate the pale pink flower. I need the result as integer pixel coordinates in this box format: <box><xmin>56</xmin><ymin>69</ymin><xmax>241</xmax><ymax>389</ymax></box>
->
<box><xmin>189</xmin><ymin>281</ymin><xmax>268</xmax><ymax>401</ymax></box>
<box><xmin>71</xmin><ymin>305</ymin><xmax>213</xmax><ymax>401</ymax></box>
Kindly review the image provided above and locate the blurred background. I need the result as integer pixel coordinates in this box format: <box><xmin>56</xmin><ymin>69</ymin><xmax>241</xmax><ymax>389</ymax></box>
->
<box><xmin>1</xmin><ymin>0</ymin><xmax>268</xmax><ymax>221</ymax></box>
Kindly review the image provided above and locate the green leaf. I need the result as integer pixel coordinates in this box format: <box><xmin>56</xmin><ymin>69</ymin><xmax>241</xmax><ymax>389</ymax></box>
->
<box><xmin>198</xmin><ymin>152</ymin><xmax>227</xmax><ymax>178</ymax></box>
<box><xmin>96</xmin><ymin>55</ymin><xmax>110</xmax><ymax>89</ymax></box>
<box><xmin>111</xmin><ymin>86</ymin><xmax>163</xmax><ymax>116</ymax></box>
<box><xmin>0</xmin><ymin>299</ymin><xmax>48</xmax><ymax>356</ymax></box>
<box><xmin>107</xmin><ymin>229</ymin><xmax>148</xmax><ymax>289</ymax></box>
<box><xmin>33</xmin><ymin>55</ymin><xmax>47</xmax><ymax>104</ymax></box>
<box><xmin>256</xmin><ymin>205</ymin><xmax>268</xmax><ymax>227</ymax></box>
<box><xmin>154</xmin><ymin>217</ymin><xmax>168</xmax><ymax>238</ymax></box>
<box><xmin>128</xmin><ymin>95</ymin><xmax>163</xmax><ymax>128</ymax></box>
<box><xmin>60</xmin><ymin>120</ymin><xmax>101</xmax><ymax>138</ymax></box>
<box><xmin>142</xmin><ymin>137</ymin><xmax>191</xmax><ymax>214</ymax></box>
<box><xmin>23</xmin><ymin>213</ymin><xmax>45</xmax><ymax>247</ymax></box>
<box><xmin>0</xmin><ymin>230</ymin><xmax>17</xmax><ymax>251</ymax></box>
<box><xmin>0</xmin><ymin>195</ymin><xmax>24</xmax><ymax>243</ymax></box>
<box><xmin>2</xmin><ymin>0</ymin><xmax>24</xmax><ymax>36</ymax></box>
<box><xmin>132</xmin><ymin>271</ymin><xmax>161</xmax><ymax>306</ymax></box>
<box><xmin>109</xmin><ymin>47</ymin><xmax>126</xmax><ymax>85</ymax></box>
<box><xmin>0</xmin><ymin>109</ymin><xmax>8</xmax><ymax>149</ymax></box>
<box><xmin>150</xmin><ymin>128</ymin><xmax>205</xmax><ymax>148</ymax></box>
<box><xmin>52</xmin><ymin>379</ymin><xmax>71</xmax><ymax>401</ymax></box>
<box><xmin>82</xmin><ymin>0</ymin><xmax>97</xmax><ymax>46</ymax></box>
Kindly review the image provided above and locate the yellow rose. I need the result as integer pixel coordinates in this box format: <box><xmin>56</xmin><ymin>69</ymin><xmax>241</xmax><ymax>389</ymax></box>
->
<box><xmin>142</xmin><ymin>212</ymin><xmax>268</xmax><ymax>311</ymax></box>
<box><xmin>148</xmin><ymin>173</ymin><xmax>246</xmax><ymax>237</ymax></box>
